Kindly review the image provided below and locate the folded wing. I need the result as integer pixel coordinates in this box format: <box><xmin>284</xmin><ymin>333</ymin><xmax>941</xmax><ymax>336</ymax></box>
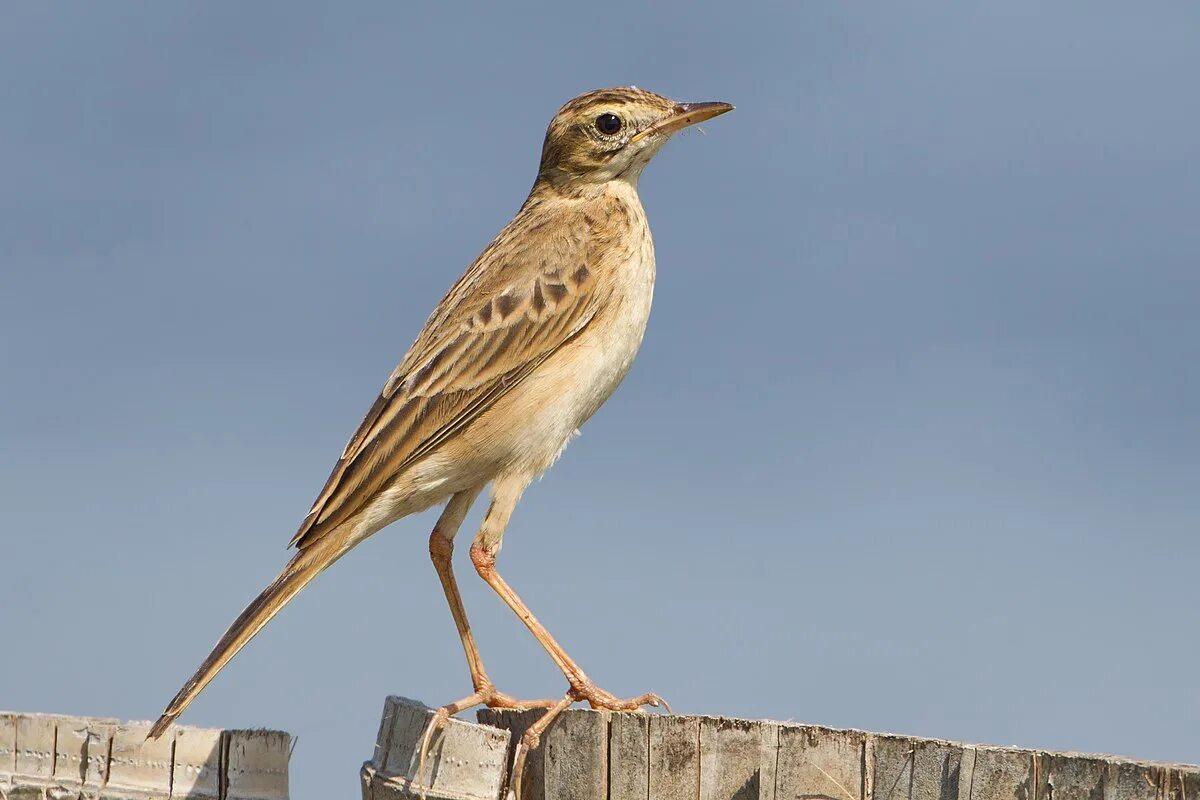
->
<box><xmin>290</xmin><ymin>223</ymin><xmax>602</xmax><ymax>550</ymax></box>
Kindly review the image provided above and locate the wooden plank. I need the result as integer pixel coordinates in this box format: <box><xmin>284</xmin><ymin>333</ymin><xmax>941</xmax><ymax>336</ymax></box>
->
<box><xmin>365</xmin><ymin>696</ymin><xmax>511</xmax><ymax>800</ymax></box>
<box><xmin>0</xmin><ymin>712</ymin><xmax>290</xmax><ymax>799</ymax></box>
<box><xmin>1108</xmin><ymin>761</ymin><xmax>1164</xmax><ymax>800</ymax></box>
<box><xmin>377</xmin><ymin>696</ymin><xmax>428</xmax><ymax>777</ymax></box>
<box><xmin>967</xmin><ymin>747</ymin><xmax>1034</xmax><ymax>800</ymax></box>
<box><xmin>52</xmin><ymin>716</ymin><xmax>90</xmax><ymax>786</ymax></box>
<box><xmin>171</xmin><ymin>725</ymin><xmax>224</xmax><ymax>800</ymax></box>
<box><xmin>539</xmin><ymin>709</ymin><xmax>606</xmax><ymax>800</ymax></box>
<box><xmin>1176</xmin><ymin>768</ymin><xmax>1200</xmax><ymax>800</ymax></box>
<box><xmin>757</xmin><ymin>720</ymin><xmax>779</xmax><ymax>800</ymax></box>
<box><xmin>480</xmin><ymin>708</ymin><xmax>607</xmax><ymax>800</ymax></box>
<box><xmin>699</xmin><ymin>716</ymin><xmax>778</xmax><ymax>800</ymax></box>
<box><xmin>14</xmin><ymin>715</ymin><xmax>55</xmax><ymax>781</ymax></box>
<box><xmin>648</xmin><ymin>714</ymin><xmax>699</xmax><ymax>800</ymax></box>
<box><xmin>106</xmin><ymin>721</ymin><xmax>174</xmax><ymax>795</ymax></box>
<box><xmin>608</xmin><ymin>713</ymin><xmax>649</xmax><ymax>800</ymax></box>
<box><xmin>872</xmin><ymin>735</ymin><xmax>915</xmax><ymax>800</ymax></box>
<box><xmin>225</xmin><ymin>730</ymin><xmax>291</xmax><ymax>800</ymax></box>
<box><xmin>416</xmin><ymin>703</ymin><xmax>1200</xmax><ymax>800</ymax></box>
<box><xmin>0</xmin><ymin>713</ymin><xmax>16</xmax><ymax>787</ymax></box>
<box><xmin>84</xmin><ymin>721</ymin><xmax>115</xmax><ymax>789</ymax></box>
<box><xmin>872</xmin><ymin>734</ymin><xmax>970</xmax><ymax>800</ymax></box>
<box><xmin>774</xmin><ymin>724</ymin><xmax>865</xmax><ymax>800</ymax></box>
<box><xmin>369</xmin><ymin>695</ymin><xmax>400</xmax><ymax>772</ymax></box>
<box><xmin>957</xmin><ymin>746</ymin><xmax>978</xmax><ymax>800</ymax></box>
<box><xmin>478</xmin><ymin>706</ymin><xmax>543</xmax><ymax>800</ymax></box>
<box><xmin>1035</xmin><ymin>752</ymin><xmax>1105</xmax><ymax>800</ymax></box>
<box><xmin>913</xmin><ymin>739</ymin><xmax>966</xmax><ymax>800</ymax></box>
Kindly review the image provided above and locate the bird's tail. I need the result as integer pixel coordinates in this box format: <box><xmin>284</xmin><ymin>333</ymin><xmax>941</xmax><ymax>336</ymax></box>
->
<box><xmin>147</xmin><ymin>529</ymin><xmax>352</xmax><ymax>739</ymax></box>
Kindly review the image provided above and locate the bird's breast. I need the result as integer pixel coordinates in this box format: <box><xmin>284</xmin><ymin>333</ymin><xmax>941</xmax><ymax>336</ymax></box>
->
<box><xmin>575</xmin><ymin>225</ymin><xmax>658</xmax><ymax>416</ymax></box>
<box><xmin>495</xmin><ymin>216</ymin><xmax>656</xmax><ymax>477</ymax></box>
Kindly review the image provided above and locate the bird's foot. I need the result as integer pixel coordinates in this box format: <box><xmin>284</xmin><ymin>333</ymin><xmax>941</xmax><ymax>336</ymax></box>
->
<box><xmin>413</xmin><ymin>682</ymin><xmax>559</xmax><ymax>797</ymax></box>
<box><xmin>567</xmin><ymin>677</ymin><xmax>671</xmax><ymax>713</ymax></box>
<box><xmin>414</xmin><ymin>680</ymin><xmax>668</xmax><ymax>800</ymax></box>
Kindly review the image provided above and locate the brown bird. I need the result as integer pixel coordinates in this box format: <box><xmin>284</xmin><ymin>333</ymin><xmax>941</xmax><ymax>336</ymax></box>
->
<box><xmin>149</xmin><ymin>87</ymin><xmax>732</xmax><ymax>740</ymax></box>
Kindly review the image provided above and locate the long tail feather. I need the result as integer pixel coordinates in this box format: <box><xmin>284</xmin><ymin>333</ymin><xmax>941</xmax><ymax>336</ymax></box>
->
<box><xmin>147</xmin><ymin>531</ymin><xmax>351</xmax><ymax>739</ymax></box>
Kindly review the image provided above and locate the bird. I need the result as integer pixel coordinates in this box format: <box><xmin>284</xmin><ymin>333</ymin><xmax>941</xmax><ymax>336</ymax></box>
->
<box><xmin>148</xmin><ymin>87</ymin><xmax>733</xmax><ymax>740</ymax></box>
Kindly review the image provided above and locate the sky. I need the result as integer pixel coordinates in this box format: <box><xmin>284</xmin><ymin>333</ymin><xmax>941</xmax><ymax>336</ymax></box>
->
<box><xmin>2</xmin><ymin>3</ymin><xmax>1198</xmax><ymax>797</ymax></box>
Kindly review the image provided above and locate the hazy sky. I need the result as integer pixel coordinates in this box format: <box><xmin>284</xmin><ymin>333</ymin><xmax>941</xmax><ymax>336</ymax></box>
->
<box><xmin>2</xmin><ymin>3</ymin><xmax>1198</xmax><ymax>797</ymax></box>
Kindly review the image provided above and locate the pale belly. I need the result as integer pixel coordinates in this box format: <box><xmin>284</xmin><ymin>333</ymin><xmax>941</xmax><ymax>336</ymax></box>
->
<box><xmin>490</xmin><ymin>248</ymin><xmax>656</xmax><ymax>478</ymax></box>
<box><xmin>358</xmin><ymin>269</ymin><xmax>655</xmax><ymax>537</ymax></box>
<box><xmin>510</xmin><ymin>293</ymin><xmax>654</xmax><ymax>472</ymax></box>
<box><xmin>352</xmin><ymin>276</ymin><xmax>653</xmax><ymax>543</ymax></box>
<box><xmin>354</xmin><ymin>190</ymin><xmax>657</xmax><ymax>536</ymax></box>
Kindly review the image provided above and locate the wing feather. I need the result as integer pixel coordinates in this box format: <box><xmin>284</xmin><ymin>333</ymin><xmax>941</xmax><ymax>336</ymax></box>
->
<box><xmin>290</xmin><ymin>210</ymin><xmax>601</xmax><ymax>549</ymax></box>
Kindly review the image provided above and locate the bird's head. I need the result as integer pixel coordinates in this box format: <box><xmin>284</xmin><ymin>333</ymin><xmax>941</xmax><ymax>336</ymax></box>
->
<box><xmin>535</xmin><ymin>87</ymin><xmax>732</xmax><ymax>191</ymax></box>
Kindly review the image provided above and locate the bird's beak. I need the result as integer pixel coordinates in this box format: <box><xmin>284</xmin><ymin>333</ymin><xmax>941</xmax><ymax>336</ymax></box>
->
<box><xmin>632</xmin><ymin>101</ymin><xmax>734</xmax><ymax>143</ymax></box>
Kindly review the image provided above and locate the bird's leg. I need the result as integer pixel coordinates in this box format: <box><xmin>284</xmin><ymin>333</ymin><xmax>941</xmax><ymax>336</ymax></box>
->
<box><xmin>469</xmin><ymin>478</ymin><xmax>669</xmax><ymax>713</ymax></box>
<box><xmin>418</xmin><ymin>488</ymin><xmax>560</xmax><ymax>790</ymax></box>
<box><xmin>469</xmin><ymin>542</ymin><xmax>668</xmax><ymax>712</ymax></box>
<box><xmin>428</xmin><ymin>488</ymin><xmax>506</xmax><ymax>705</ymax></box>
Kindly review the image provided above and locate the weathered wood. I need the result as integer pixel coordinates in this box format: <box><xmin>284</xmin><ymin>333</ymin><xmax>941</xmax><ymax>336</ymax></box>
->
<box><xmin>53</xmin><ymin>715</ymin><xmax>112</xmax><ymax>789</ymax></box>
<box><xmin>173</xmin><ymin>724</ymin><xmax>225</xmax><ymax>799</ymax></box>
<box><xmin>1038</xmin><ymin>752</ymin><xmax>1106</xmax><ymax>800</ymax></box>
<box><xmin>366</xmin><ymin>698</ymin><xmax>1200</xmax><ymax>800</ymax></box>
<box><xmin>913</xmin><ymin>738</ymin><xmax>966</xmax><ymax>800</ymax></box>
<box><xmin>970</xmin><ymin>746</ymin><xmax>1034</xmax><ymax>800</ymax></box>
<box><xmin>106</xmin><ymin>722</ymin><xmax>175</xmax><ymax>795</ymax></box>
<box><xmin>698</xmin><ymin>716</ymin><xmax>777</xmax><ymax>800</ymax></box>
<box><xmin>775</xmin><ymin>723</ymin><xmax>866</xmax><ymax>800</ymax></box>
<box><xmin>0</xmin><ymin>714</ymin><xmax>15</xmax><ymax>789</ymax></box>
<box><xmin>871</xmin><ymin>734</ymin><xmax>913</xmax><ymax>800</ymax></box>
<box><xmin>650</xmin><ymin>714</ymin><xmax>700</xmax><ymax>800</ymax></box>
<box><xmin>478</xmin><ymin>706</ymin><xmax>539</xmax><ymax>800</ymax></box>
<box><xmin>0</xmin><ymin>711</ymin><xmax>290</xmax><ymax>799</ymax></box>
<box><xmin>607</xmin><ymin>713</ymin><xmax>649</xmax><ymax>800</ymax></box>
<box><xmin>13</xmin><ymin>715</ymin><xmax>55</xmax><ymax>781</ymax></box>
<box><xmin>363</xmin><ymin>695</ymin><xmax>512</xmax><ymax>800</ymax></box>
<box><xmin>225</xmin><ymin>730</ymin><xmax>291</xmax><ymax>800</ymax></box>
<box><xmin>477</xmin><ymin>708</ymin><xmax>610</xmax><ymax>800</ymax></box>
<box><xmin>540</xmin><ymin>709</ymin><xmax>607</xmax><ymax>800</ymax></box>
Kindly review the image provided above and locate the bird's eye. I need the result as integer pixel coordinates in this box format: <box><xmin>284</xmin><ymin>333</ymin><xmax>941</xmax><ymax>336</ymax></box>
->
<box><xmin>595</xmin><ymin>113</ymin><xmax>623</xmax><ymax>135</ymax></box>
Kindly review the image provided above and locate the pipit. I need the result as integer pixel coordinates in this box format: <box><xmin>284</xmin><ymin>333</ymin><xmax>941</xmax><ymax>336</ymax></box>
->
<box><xmin>149</xmin><ymin>88</ymin><xmax>733</xmax><ymax>745</ymax></box>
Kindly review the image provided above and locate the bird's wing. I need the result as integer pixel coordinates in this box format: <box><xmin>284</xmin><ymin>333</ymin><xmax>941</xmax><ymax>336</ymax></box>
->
<box><xmin>290</xmin><ymin>215</ymin><xmax>603</xmax><ymax>549</ymax></box>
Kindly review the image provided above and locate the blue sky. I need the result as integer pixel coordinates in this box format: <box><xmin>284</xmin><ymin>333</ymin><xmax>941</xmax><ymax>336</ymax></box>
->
<box><xmin>2</xmin><ymin>3</ymin><xmax>1197</xmax><ymax>797</ymax></box>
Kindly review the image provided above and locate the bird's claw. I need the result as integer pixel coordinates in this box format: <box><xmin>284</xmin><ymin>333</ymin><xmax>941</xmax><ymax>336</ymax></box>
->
<box><xmin>568</xmin><ymin>680</ymin><xmax>671</xmax><ymax>713</ymax></box>
<box><xmin>415</xmin><ymin>682</ymin><xmax>668</xmax><ymax>800</ymax></box>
